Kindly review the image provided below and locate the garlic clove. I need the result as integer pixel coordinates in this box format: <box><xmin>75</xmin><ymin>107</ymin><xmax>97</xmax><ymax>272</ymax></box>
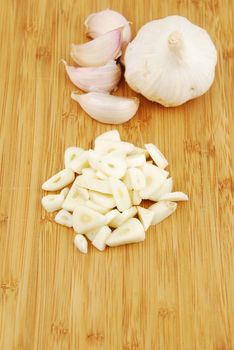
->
<box><xmin>158</xmin><ymin>191</ymin><xmax>189</xmax><ymax>201</ymax></box>
<box><xmin>73</xmin><ymin>205</ymin><xmax>106</xmax><ymax>234</ymax></box>
<box><xmin>95</xmin><ymin>130</ymin><xmax>121</xmax><ymax>143</ymax></box>
<box><xmin>149</xmin><ymin>201</ymin><xmax>177</xmax><ymax>225</ymax></box>
<box><xmin>54</xmin><ymin>209</ymin><xmax>73</xmax><ymax>227</ymax></box>
<box><xmin>144</xmin><ymin>143</ymin><xmax>168</xmax><ymax>169</ymax></box>
<box><xmin>64</xmin><ymin>147</ymin><xmax>84</xmax><ymax>170</ymax></box>
<box><xmin>109</xmin><ymin>206</ymin><xmax>137</xmax><ymax>228</ymax></box>
<box><xmin>94</xmin><ymin>139</ymin><xmax>134</xmax><ymax>155</ymax></box>
<box><xmin>62</xmin><ymin>60</ymin><xmax>121</xmax><ymax>93</ymax></box>
<box><xmin>104</xmin><ymin>209</ymin><xmax>120</xmax><ymax>225</ymax></box>
<box><xmin>109</xmin><ymin>177</ymin><xmax>131</xmax><ymax>212</ymax></box>
<box><xmin>84</xmin><ymin>200</ymin><xmax>110</xmax><ymax>214</ymax></box>
<box><xmin>139</xmin><ymin>163</ymin><xmax>168</xmax><ymax>199</ymax></box>
<box><xmin>89</xmin><ymin>191</ymin><xmax>116</xmax><ymax>209</ymax></box>
<box><xmin>74</xmin><ymin>234</ymin><xmax>88</xmax><ymax>254</ymax></box>
<box><xmin>75</xmin><ymin>175</ymin><xmax>112</xmax><ymax>194</ymax></box>
<box><xmin>71</xmin><ymin>28</ymin><xmax>122</xmax><ymax>67</ymax></box>
<box><xmin>106</xmin><ymin>218</ymin><xmax>145</xmax><ymax>247</ymax></box>
<box><xmin>42</xmin><ymin>169</ymin><xmax>75</xmax><ymax>191</ymax></box>
<box><xmin>85</xmin><ymin>9</ymin><xmax>131</xmax><ymax>46</ymax></box>
<box><xmin>137</xmin><ymin>206</ymin><xmax>154</xmax><ymax>230</ymax></box>
<box><xmin>71</xmin><ymin>92</ymin><xmax>139</xmax><ymax>125</ymax></box>
<box><xmin>92</xmin><ymin>225</ymin><xmax>112</xmax><ymax>251</ymax></box>
<box><xmin>41</xmin><ymin>194</ymin><xmax>64</xmax><ymax>213</ymax></box>
<box><xmin>126</xmin><ymin>153</ymin><xmax>146</xmax><ymax>168</ymax></box>
<box><xmin>149</xmin><ymin>177</ymin><xmax>173</xmax><ymax>201</ymax></box>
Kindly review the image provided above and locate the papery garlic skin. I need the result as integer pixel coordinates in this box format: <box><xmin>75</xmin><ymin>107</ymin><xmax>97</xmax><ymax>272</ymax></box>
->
<box><xmin>125</xmin><ymin>15</ymin><xmax>217</xmax><ymax>107</ymax></box>
<box><xmin>71</xmin><ymin>92</ymin><xmax>139</xmax><ymax>124</ymax></box>
<box><xmin>85</xmin><ymin>9</ymin><xmax>131</xmax><ymax>46</ymax></box>
<box><xmin>62</xmin><ymin>60</ymin><xmax>121</xmax><ymax>93</ymax></box>
<box><xmin>71</xmin><ymin>28</ymin><xmax>122</xmax><ymax>67</ymax></box>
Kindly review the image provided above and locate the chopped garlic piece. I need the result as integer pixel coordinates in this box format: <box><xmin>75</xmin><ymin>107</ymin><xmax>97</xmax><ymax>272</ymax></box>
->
<box><xmin>85</xmin><ymin>200</ymin><xmax>110</xmax><ymax>214</ymax></box>
<box><xmin>74</xmin><ymin>234</ymin><xmax>88</xmax><ymax>254</ymax></box>
<box><xmin>70</xmin><ymin>150</ymin><xmax>89</xmax><ymax>174</ymax></box>
<box><xmin>145</xmin><ymin>143</ymin><xmax>168</xmax><ymax>169</ymax></box>
<box><xmin>92</xmin><ymin>226</ymin><xmax>112</xmax><ymax>251</ymax></box>
<box><xmin>99</xmin><ymin>154</ymin><xmax>127</xmax><ymax>179</ymax></box>
<box><xmin>106</xmin><ymin>218</ymin><xmax>145</xmax><ymax>247</ymax></box>
<box><xmin>75</xmin><ymin>175</ymin><xmax>112</xmax><ymax>194</ymax></box>
<box><xmin>149</xmin><ymin>201</ymin><xmax>177</xmax><ymax>225</ymax></box>
<box><xmin>64</xmin><ymin>147</ymin><xmax>84</xmax><ymax>170</ymax></box>
<box><xmin>137</xmin><ymin>206</ymin><xmax>154</xmax><ymax>230</ymax></box>
<box><xmin>125</xmin><ymin>167</ymin><xmax>146</xmax><ymax>190</ymax></box>
<box><xmin>149</xmin><ymin>177</ymin><xmax>173</xmax><ymax>201</ymax></box>
<box><xmin>104</xmin><ymin>209</ymin><xmax>120</xmax><ymax>225</ymax></box>
<box><xmin>54</xmin><ymin>209</ymin><xmax>73</xmax><ymax>227</ymax></box>
<box><xmin>73</xmin><ymin>205</ymin><xmax>106</xmax><ymax>234</ymax></box>
<box><xmin>109</xmin><ymin>177</ymin><xmax>131</xmax><ymax>212</ymax></box>
<box><xmin>41</xmin><ymin>194</ymin><xmax>64</xmax><ymax>213</ymax></box>
<box><xmin>94</xmin><ymin>140</ymin><xmax>134</xmax><ymax>155</ymax></box>
<box><xmin>158</xmin><ymin>192</ymin><xmax>188</xmax><ymax>201</ymax></box>
<box><xmin>109</xmin><ymin>206</ymin><xmax>137</xmax><ymax>228</ymax></box>
<box><xmin>126</xmin><ymin>153</ymin><xmax>146</xmax><ymax>168</ymax></box>
<box><xmin>89</xmin><ymin>191</ymin><xmax>116</xmax><ymax>209</ymax></box>
<box><xmin>42</xmin><ymin>169</ymin><xmax>75</xmax><ymax>191</ymax></box>
<box><xmin>139</xmin><ymin>163</ymin><xmax>168</xmax><ymax>199</ymax></box>
<box><xmin>95</xmin><ymin>130</ymin><xmax>121</xmax><ymax>143</ymax></box>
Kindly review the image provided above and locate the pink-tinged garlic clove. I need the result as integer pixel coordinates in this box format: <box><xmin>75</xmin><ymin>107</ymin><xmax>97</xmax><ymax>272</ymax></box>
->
<box><xmin>71</xmin><ymin>92</ymin><xmax>139</xmax><ymax>124</ymax></box>
<box><xmin>62</xmin><ymin>60</ymin><xmax>121</xmax><ymax>93</ymax></box>
<box><xmin>71</xmin><ymin>28</ymin><xmax>122</xmax><ymax>67</ymax></box>
<box><xmin>85</xmin><ymin>9</ymin><xmax>131</xmax><ymax>46</ymax></box>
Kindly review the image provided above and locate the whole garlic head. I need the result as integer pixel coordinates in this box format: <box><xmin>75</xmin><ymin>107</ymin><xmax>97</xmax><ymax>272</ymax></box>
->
<box><xmin>124</xmin><ymin>16</ymin><xmax>217</xmax><ymax>107</ymax></box>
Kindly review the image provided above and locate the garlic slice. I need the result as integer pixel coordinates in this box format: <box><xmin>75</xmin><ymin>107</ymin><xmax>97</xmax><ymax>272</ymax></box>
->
<box><xmin>139</xmin><ymin>163</ymin><xmax>168</xmax><ymax>199</ymax></box>
<box><xmin>94</xmin><ymin>140</ymin><xmax>134</xmax><ymax>155</ymax></box>
<box><xmin>149</xmin><ymin>177</ymin><xmax>173</xmax><ymax>201</ymax></box>
<box><xmin>42</xmin><ymin>169</ymin><xmax>75</xmax><ymax>191</ymax></box>
<box><xmin>85</xmin><ymin>200</ymin><xmax>110</xmax><ymax>214</ymax></box>
<box><xmin>109</xmin><ymin>177</ymin><xmax>131</xmax><ymax>212</ymax></box>
<box><xmin>145</xmin><ymin>143</ymin><xmax>168</xmax><ymax>169</ymax></box>
<box><xmin>82</xmin><ymin>167</ymin><xmax>97</xmax><ymax>178</ymax></box>
<box><xmin>130</xmin><ymin>146</ymin><xmax>149</xmax><ymax>158</ymax></box>
<box><xmin>88</xmin><ymin>149</ymin><xmax>101</xmax><ymax>170</ymax></box>
<box><xmin>60</xmin><ymin>187</ymin><xmax>70</xmax><ymax>198</ymax></box>
<box><xmin>137</xmin><ymin>206</ymin><xmax>154</xmax><ymax>230</ymax></box>
<box><xmin>95</xmin><ymin>170</ymin><xmax>108</xmax><ymax>180</ymax></box>
<box><xmin>109</xmin><ymin>206</ymin><xmax>137</xmax><ymax>228</ymax></box>
<box><xmin>54</xmin><ymin>209</ymin><xmax>73</xmax><ymax>227</ymax></box>
<box><xmin>75</xmin><ymin>175</ymin><xmax>112</xmax><ymax>194</ymax></box>
<box><xmin>74</xmin><ymin>234</ymin><xmax>88</xmax><ymax>254</ymax></box>
<box><xmin>95</xmin><ymin>130</ymin><xmax>121</xmax><ymax>143</ymax></box>
<box><xmin>70</xmin><ymin>151</ymin><xmax>89</xmax><ymax>174</ymax></box>
<box><xmin>71</xmin><ymin>28</ymin><xmax>122</xmax><ymax>67</ymax></box>
<box><xmin>104</xmin><ymin>209</ymin><xmax>120</xmax><ymax>225</ymax></box>
<box><xmin>158</xmin><ymin>192</ymin><xmax>188</xmax><ymax>201</ymax></box>
<box><xmin>64</xmin><ymin>147</ymin><xmax>84</xmax><ymax>170</ymax></box>
<box><xmin>149</xmin><ymin>201</ymin><xmax>177</xmax><ymax>225</ymax></box>
<box><xmin>124</xmin><ymin>167</ymin><xmax>146</xmax><ymax>190</ymax></box>
<box><xmin>63</xmin><ymin>60</ymin><xmax>121</xmax><ymax>93</ymax></box>
<box><xmin>62</xmin><ymin>180</ymin><xmax>87</xmax><ymax>212</ymax></box>
<box><xmin>106</xmin><ymin>218</ymin><xmax>145</xmax><ymax>247</ymax></box>
<box><xmin>89</xmin><ymin>191</ymin><xmax>116</xmax><ymax>209</ymax></box>
<box><xmin>41</xmin><ymin>194</ymin><xmax>64</xmax><ymax>213</ymax></box>
<box><xmin>85</xmin><ymin>230</ymin><xmax>97</xmax><ymax>242</ymax></box>
<box><xmin>126</xmin><ymin>153</ymin><xmax>146</xmax><ymax>168</ymax></box>
<box><xmin>71</xmin><ymin>92</ymin><xmax>139</xmax><ymax>125</ymax></box>
<box><xmin>85</xmin><ymin>9</ymin><xmax>131</xmax><ymax>46</ymax></box>
<box><xmin>99</xmin><ymin>154</ymin><xmax>127</xmax><ymax>179</ymax></box>
<box><xmin>92</xmin><ymin>226</ymin><xmax>112</xmax><ymax>251</ymax></box>
<box><xmin>73</xmin><ymin>205</ymin><xmax>106</xmax><ymax>234</ymax></box>
<box><xmin>131</xmin><ymin>190</ymin><xmax>142</xmax><ymax>205</ymax></box>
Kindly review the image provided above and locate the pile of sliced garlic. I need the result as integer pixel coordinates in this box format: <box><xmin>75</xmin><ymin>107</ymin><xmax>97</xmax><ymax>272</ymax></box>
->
<box><xmin>63</xmin><ymin>9</ymin><xmax>139</xmax><ymax>124</ymax></box>
<box><xmin>41</xmin><ymin>130</ymin><xmax>188</xmax><ymax>254</ymax></box>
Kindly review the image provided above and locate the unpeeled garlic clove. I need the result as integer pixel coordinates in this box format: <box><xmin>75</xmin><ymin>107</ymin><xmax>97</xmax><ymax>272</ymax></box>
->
<box><xmin>62</xmin><ymin>60</ymin><xmax>121</xmax><ymax>93</ymax></box>
<box><xmin>71</xmin><ymin>28</ymin><xmax>122</xmax><ymax>67</ymax></box>
<box><xmin>85</xmin><ymin>9</ymin><xmax>131</xmax><ymax>46</ymax></box>
<box><xmin>71</xmin><ymin>92</ymin><xmax>139</xmax><ymax>124</ymax></box>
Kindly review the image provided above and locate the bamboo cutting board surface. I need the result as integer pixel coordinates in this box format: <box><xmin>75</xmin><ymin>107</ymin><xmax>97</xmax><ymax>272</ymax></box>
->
<box><xmin>0</xmin><ymin>1</ymin><xmax>233</xmax><ymax>349</ymax></box>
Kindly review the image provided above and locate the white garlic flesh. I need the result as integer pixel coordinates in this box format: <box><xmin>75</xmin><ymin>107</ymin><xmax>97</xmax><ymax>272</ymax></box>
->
<box><xmin>125</xmin><ymin>15</ymin><xmax>217</xmax><ymax>107</ymax></box>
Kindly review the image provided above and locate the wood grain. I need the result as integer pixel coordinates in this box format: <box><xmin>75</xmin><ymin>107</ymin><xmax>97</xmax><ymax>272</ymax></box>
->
<box><xmin>0</xmin><ymin>0</ymin><xmax>233</xmax><ymax>349</ymax></box>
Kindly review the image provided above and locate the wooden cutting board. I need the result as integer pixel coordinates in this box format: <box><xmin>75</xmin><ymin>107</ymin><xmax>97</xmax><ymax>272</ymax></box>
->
<box><xmin>0</xmin><ymin>1</ymin><xmax>233</xmax><ymax>349</ymax></box>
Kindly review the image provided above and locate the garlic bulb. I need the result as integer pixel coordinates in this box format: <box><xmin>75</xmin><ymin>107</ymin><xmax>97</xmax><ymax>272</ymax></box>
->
<box><xmin>62</xmin><ymin>60</ymin><xmax>121</xmax><ymax>93</ymax></box>
<box><xmin>125</xmin><ymin>15</ymin><xmax>217</xmax><ymax>107</ymax></box>
<box><xmin>71</xmin><ymin>28</ymin><xmax>122</xmax><ymax>67</ymax></box>
<box><xmin>71</xmin><ymin>92</ymin><xmax>139</xmax><ymax>124</ymax></box>
<box><xmin>85</xmin><ymin>9</ymin><xmax>131</xmax><ymax>46</ymax></box>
